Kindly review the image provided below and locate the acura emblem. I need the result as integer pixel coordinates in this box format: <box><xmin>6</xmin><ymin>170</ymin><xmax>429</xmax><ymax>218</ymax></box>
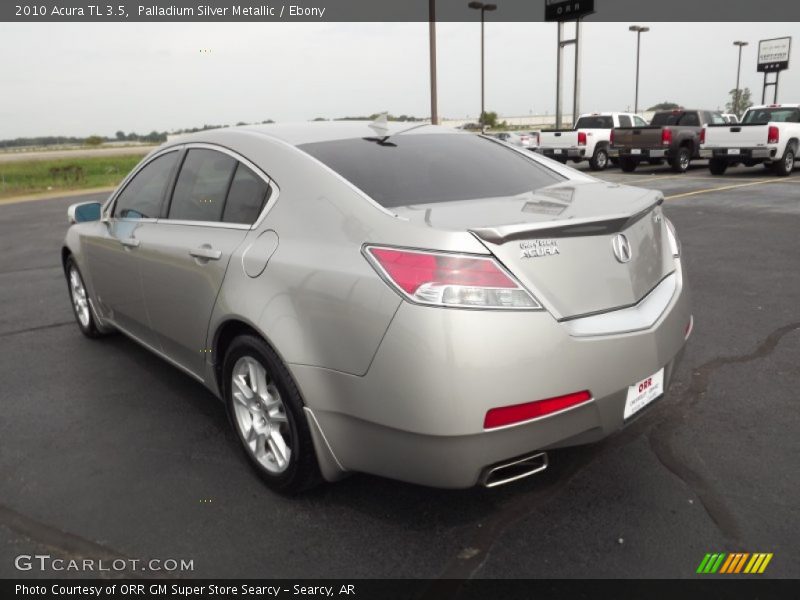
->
<box><xmin>612</xmin><ymin>234</ymin><xmax>633</xmax><ymax>263</ymax></box>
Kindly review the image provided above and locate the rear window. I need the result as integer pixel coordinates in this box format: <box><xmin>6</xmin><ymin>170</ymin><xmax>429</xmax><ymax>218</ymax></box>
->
<box><xmin>651</xmin><ymin>111</ymin><xmax>701</xmax><ymax>127</ymax></box>
<box><xmin>742</xmin><ymin>108</ymin><xmax>800</xmax><ymax>124</ymax></box>
<box><xmin>299</xmin><ymin>133</ymin><xmax>563</xmax><ymax>208</ymax></box>
<box><xmin>575</xmin><ymin>116</ymin><xmax>613</xmax><ymax>129</ymax></box>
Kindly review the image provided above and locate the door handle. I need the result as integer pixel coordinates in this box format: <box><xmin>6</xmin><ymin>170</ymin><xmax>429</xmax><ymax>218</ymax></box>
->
<box><xmin>120</xmin><ymin>238</ymin><xmax>140</xmax><ymax>248</ymax></box>
<box><xmin>189</xmin><ymin>247</ymin><xmax>222</xmax><ymax>261</ymax></box>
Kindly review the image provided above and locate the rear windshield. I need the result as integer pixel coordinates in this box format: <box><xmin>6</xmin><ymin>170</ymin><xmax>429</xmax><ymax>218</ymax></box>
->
<box><xmin>742</xmin><ymin>108</ymin><xmax>800</xmax><ymax>124</ymax></box>
<box><xmin>575</xmin><ymin>116</ymin><xmax>613</xmax><ymax>129</ymax></box>
<box><xmin>299</xmin><ymin>133</ymin><xmax>564</xmax><ymax>208</ymax></box>
<box><xmin>650</xmin><ymin>112</ymin><xmax>699</xmax><ymax>126</ymax></box>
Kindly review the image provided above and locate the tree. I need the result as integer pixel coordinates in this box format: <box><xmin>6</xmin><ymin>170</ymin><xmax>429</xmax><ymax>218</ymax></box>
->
<box><xmin>647</xmin><ymin>102</ymin><xmax>680</xmax><ymax>111</ymax></box>
<box><xmin>84</xmin><ymin>135</ymin><xmax>104</xmax><ymax>146</ymax></box>
<box><xmin>480</xmin><ymin>110</ymin><xmax>498</xmax><ymax>128</ymax></box>
<box><xmin>726</xmin><ymin>87</ymin><xmax>753</xmax><ymax>115</ymax></box>
<box><xmin>115</xmin><ymin>131</ymin><xmax>125</xmax><ymax>141</ymax></box>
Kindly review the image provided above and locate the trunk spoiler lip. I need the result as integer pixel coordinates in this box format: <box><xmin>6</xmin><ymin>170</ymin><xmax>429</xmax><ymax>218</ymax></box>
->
<box><xmin>469</xmin><ymin>197</ymin><xmax>663</xmax><ymax>245</ymax></box>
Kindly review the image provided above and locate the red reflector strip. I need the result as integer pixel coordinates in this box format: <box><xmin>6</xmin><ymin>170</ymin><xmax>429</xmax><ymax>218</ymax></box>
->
<box><xmin>484</xmin><ymin>391</ymin><xmax>592</xmax><ymax>429</ymax></box>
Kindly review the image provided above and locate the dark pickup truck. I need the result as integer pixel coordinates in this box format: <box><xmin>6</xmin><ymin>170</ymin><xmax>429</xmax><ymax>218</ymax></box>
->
<box><xmin>610</xmin><ymin>109</ymin><xmax>725</xmax><ymax>173</ymax></box>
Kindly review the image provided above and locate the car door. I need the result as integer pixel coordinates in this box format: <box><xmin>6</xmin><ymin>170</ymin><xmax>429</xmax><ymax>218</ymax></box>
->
<box><xmin>135</xmin><ymin>146</ymin><xmax>272</xmax><ymax>379</ymax></box>
<box><xmin>86</xmin><ymin>150</ymin><xmax>180</xmax><ymax>345</ymax></box>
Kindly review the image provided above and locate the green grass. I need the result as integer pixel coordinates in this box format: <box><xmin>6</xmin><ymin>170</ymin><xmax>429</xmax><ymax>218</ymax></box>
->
<box><xmin>0</xmin><ymin>155</ymin><xmax>143</xmax><ymax>200</ymax></box>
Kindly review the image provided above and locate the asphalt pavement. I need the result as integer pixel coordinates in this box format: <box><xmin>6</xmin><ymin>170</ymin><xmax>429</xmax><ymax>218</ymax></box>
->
<box><xmin>0</xmin><ymin>162</ymin><xmax>798</xmax><ymax>580</ymax></box>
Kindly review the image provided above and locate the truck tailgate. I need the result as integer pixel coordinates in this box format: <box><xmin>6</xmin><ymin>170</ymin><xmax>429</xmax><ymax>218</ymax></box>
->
<box><xmin>539</xmin><ymin>131</ymin><xmax>579</xmax><ymax>148</ymax></box>
<box><xmin>704</xmin><ymin>124</ymin><xmax>767</xmax><ymax>148</ymax></box>
<box><xmin>613</xmin><ymin>127</ymin><xmax>663</xmax><ymax>149</ymax></box>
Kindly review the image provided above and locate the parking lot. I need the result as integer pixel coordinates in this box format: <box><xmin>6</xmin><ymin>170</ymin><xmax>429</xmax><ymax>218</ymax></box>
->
<box><xmin>0</xmin><ymin>161</ymin><xmax>798</xmax><ymax>580</ymax></box>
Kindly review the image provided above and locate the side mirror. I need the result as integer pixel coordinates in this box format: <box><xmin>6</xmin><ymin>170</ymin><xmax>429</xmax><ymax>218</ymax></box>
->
<box><xmin>68</xmin><ymin>201</ymin><xmax>102</xmax><ymax>224</ymax></box>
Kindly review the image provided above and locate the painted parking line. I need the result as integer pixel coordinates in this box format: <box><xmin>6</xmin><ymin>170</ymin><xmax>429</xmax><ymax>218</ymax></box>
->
<box><xmin>665</xmin><ymin>178</ymin><xmax>791</xmax><ymax>200</ymax></box>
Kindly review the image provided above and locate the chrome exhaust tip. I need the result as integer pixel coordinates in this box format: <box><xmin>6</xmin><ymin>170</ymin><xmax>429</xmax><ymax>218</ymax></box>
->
<box><xmin>480</xmin><ymin>452</ymin><xmax>548</xmax><ymax>488</ymax></box>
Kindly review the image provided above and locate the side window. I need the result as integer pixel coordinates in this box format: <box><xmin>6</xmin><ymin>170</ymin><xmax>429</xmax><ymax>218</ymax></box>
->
<box><xmin>633</xmin><ymin>116</ymin><xmax>649</xmax><ymax>127</ymax></box>
<box><xmin>168</xmin><ymin>149</ymin><xmax>237</xmax><ymax>222</ymax></box>
<box><xmin>113</xmin><ymin>152</ymin><xmax>179</xmax><ymax>219</ymax></box>
<box><xmin>223</xmin><ymin>163</ymin><xmax>271</xmax><ymax>225</ymax></box>
<box><xmin>618</xmin><ymin>115</ymin><xmax>632</xmax><ymax>128</ymax></box>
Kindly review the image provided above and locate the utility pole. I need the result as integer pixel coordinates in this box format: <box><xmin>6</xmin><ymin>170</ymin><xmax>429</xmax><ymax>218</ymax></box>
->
<box><xmin>629</xmin><ymin>25</ymin><xmax>650</xmax><ymax>114</ymax></box>
<box><xmin>468</xmin><ymin>2</ymin><xmax>497</xmax><ymax>132</ymax></box>
<box><xmin>429</xmin><ymin>0</ymin><xmax>439</xmax><ymax>125</ymax></box>
<box><xmin>733</xmin><ymin>41</ymin><xmax>749</xmax><ymax>115</ymax></box>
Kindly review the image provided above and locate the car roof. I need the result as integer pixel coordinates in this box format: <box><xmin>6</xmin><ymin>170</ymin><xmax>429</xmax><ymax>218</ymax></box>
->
<box><xmin>168</xmin><ymin>121</ymin><xmax>462</xmax><ymax>147</ymax></box>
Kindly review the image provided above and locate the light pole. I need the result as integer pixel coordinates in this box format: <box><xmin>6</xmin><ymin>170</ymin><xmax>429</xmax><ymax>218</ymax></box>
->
<box><xmin>429</xmin><ymin>0</ymin><xmax>438</xmax><ymax>125</ymax></box>
<box><xmin>468</xmin><ymin>1</ymin><xmax>497</xmax><ymax>132</ymax></box>
<box><xmin>629</xmin><ymin>25</ymin><xmax>650</xmax><ymax>114</ymax></box>
<box><xmin>733</xmin><ymin>41</ymin><xmax>749</xmax><ymax>116</ymax></box>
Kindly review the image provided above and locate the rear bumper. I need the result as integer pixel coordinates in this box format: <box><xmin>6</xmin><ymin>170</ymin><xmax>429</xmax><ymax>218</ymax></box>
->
<box><xmin>293</xmin><ymin>264</ymin><xmax>691</xmax><ymax>488</ymax></box>
<box><xmin>699</xmin><ymin>147</ymin><xmax>776</xmax><ymax>161</ymax></box>
<box><xmin>612</xmin><ymin>147</ymin><xmax>668</xmax><ymax>160</ymax></box>
<box><xmin>538</xmin><ymin>147</ymin><xmax>585</xmax><ymax>159</ymax></box>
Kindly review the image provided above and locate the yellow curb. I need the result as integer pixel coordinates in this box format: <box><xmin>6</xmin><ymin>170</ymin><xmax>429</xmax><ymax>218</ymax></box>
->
<box><xmin>0</xmin><ymin>186</ymin><xmax>116</xmax><ymax>206</ymax></box>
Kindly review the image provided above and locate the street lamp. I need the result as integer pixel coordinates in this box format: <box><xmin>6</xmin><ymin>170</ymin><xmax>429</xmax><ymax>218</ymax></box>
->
<box><xmin>468</xmin><ymin>1</ymin><xmax>497</xmax><ymax>132</ymax></box>
<box><xmin>733</xmin><ymin>41</ymin><xmax>749</xmax><ymax>116</ymax></box>
<box><xmin>629</xmin><ymin>25</ymin><xmax>650</xmax><ymax>114</ymax></box>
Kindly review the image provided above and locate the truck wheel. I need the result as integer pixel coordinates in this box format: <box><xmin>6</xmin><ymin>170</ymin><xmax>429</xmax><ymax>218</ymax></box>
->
<box><xmin>619</xmin><ymin>158</ymin><xmax>637</xmax><ymax>173</ymax></box>
<box><xmin>589</xmin><ymin>147</ymin><xmax>609</xmax><ymax>171</ymax></box>
<box><xmin>709</xmin><ymin>158</ymin><xmax>728</xmax><ymax>175</ymax></box>
<box><xmin>773</xmin><ymin>147</ymin><xmax>796</xmax><ymax>177</ymax></box>
<box><xmin>670</xmin><ymin>146</ymin><xmax>692</xmax><ymax>173</ymax></box>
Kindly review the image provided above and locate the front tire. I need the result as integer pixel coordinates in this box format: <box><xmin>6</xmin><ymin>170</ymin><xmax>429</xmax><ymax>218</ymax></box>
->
<box><xmin>223</xmin><ymin>334</ymin><xmax>322</xmax><ymax>494</ymax></box>
<box><xmin>619</xmin><ymin>157</ymin><xmax>637</xmax><ymax>172</ymax></box>
<box><xmin>589</xmin><ymin>146</ymin><xmax>609</xmax><ymax>171</ymax></box>
<box><xmin>709</xmin><ymin>158</ymin><xmax>728</xmax><ymax>175</ymax></box>
<box><xmin>65</xmin><ymin>257</ymin><xmax>104</xmax><ymax>338</ymax></box>
<box><xmin>773</xmin><ymin>147</ymin><xmax>796</xmax><ymax>177</ymax></box>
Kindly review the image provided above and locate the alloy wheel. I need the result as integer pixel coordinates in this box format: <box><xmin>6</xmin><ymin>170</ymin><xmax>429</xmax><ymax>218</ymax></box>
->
<box><xmin>69</xmin><ymin>267</ymin><xmax>91</xmax><ymax>328</ymax></box>
<box><xmin>231</xmin><ymin>356</ymin><xmax>292</xmax><ymax>474</ymax></box>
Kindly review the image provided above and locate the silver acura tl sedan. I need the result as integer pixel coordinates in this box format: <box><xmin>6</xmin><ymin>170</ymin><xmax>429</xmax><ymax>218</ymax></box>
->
<box><xmin>62</xmin><ymin>122</ymin><xmax>692</xmax><ymax>492</ymax></box>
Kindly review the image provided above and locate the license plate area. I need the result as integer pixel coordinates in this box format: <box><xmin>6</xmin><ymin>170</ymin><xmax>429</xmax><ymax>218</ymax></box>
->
<box><xmin>624</xmin><ymin>368</ymin><xmax>665</xmax><ymax>419</ymax></box>
<box><xmin>728</xmin><ymin>148</ymin><xmax>741</xmax><ymax>155</ymax></box>
<box><xmin>631</xmin><ymin>149</ymin><xmax>642</xmax><ymax>155</ymax></box>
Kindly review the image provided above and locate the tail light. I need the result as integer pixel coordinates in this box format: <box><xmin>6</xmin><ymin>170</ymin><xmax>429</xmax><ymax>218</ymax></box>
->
<box><xmin>577</xmin><ymin>131</ymin><xmax>587</xmax><ymax>146</ymax></box>
<box><xmin>609</xmin><ymin>129</ymin><xmax>615</xmax><ymax>146</ymax></box>
<box><xmin>661</xmin><ymin>127</ymin><xmax>672</xmax><ymax>146</ymax></box>
<box><xmin>768</xmin><ymin>126</ymin><xmax>780</xmax><ymax>144</ymax></box>
<box><xmin>699</xmin><ymin>127</ymin><xmax>706</xmax><ymax>145</ymax></box>
<box><xmin>533</xmin><ymin>132</ymin><xmax>540</xmax><ymax>145</ymax></box>
<box><xmin>484</xmin><ymin>391</ymin><xmax>593</xmax><ymax>429</ymax></box>
<box><xmin>365</xmin><ymin>246</ymin><xmax>541</xmax><ymax>310</ymax></box>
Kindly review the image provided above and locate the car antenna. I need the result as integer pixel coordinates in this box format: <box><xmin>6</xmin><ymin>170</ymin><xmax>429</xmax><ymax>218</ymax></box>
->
<box><xmin>367</xmin><ymin>112</ymin><xmax>430</xmax><ymax>145</ymax></box>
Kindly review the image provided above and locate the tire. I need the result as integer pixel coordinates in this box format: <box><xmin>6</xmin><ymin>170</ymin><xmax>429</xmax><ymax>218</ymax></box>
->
<box><xmin>670</xmin><ymin>146</ymin><xmax>692</xmax><ymax>173</ymax></box>
<box><xmin>648</xmin><ymin>159</ymin><xmax>665</xmax><ymax>166</ymax></box>
<box><xmin>65</xmin><ymin>256</ymin><xmax>104</xmax><ymax>338</ymax></box>
<box><xmin>619</xmin><ymin>157</ymin><xmax>637</xmax><ymax>173</ymax></box>
<box><xmin>589</xmin><ymin>146</ymin><xmax>609</xmax><ymax>171</ymax></box>
<box><xmin>223</xmin><ymin>334</ymin><xmax>322</xmax><ymax>494</ymax></box>
<box><xmin>709</xmin><ymin>158</ymin><xmax>728</xmax><ymax>176</ymax></box>
<box><xmin>773</xmin><ymin>147</ymin><xmax>796</xmax><ymax>177</ymax></box>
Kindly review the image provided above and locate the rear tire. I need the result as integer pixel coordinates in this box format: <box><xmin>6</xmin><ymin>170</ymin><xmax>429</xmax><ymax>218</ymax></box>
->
<box><xmin>223</xmin><ymin>334</ymin><xmax>322</xmax><ymax>494</ymax></box>
<box><xmin>589</xmin><ymin>146</ymin><xmax>609</xmax><ymax>171</ymax></box>
<box><xmin>670</xmin><ymin>146</ymin><xmax>692</xmax><ymax>173</ymax></box>
<box><xmin>619</xmin><ymin>157</ymin><xmax>637</xmax><ymax>173</ymax></box>
<box><xmin>773</xmin><ymin>147</ymin><xmax>795</xmax><ymax>177</ymax></box>
<box><xmin>709</xmin><ymin>158</ymin><xmax>728</xmax><ymax>176</ymax></box>
<box><xmin>65</xmin><ymin>257</ymin><xmax>104</xmax><ymax>339</ymax></box>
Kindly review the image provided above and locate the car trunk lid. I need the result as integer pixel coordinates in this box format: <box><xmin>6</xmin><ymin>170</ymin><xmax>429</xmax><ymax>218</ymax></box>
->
<box><xmin>393</xmin><ymin>180</ymin><xmax>673</xmax><ymax>319</ymax></box>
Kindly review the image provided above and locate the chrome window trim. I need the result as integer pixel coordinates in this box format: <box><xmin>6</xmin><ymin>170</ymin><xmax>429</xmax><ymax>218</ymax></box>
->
<box><xmin>104</xmin><ymin>142</ymin><xmax>280</xmax><ymax>231</ymax></box>
<box><xmin>167</xmin><ymin>142</ymin><xmax>280</xmax><ymax>230</ymax></box>
<box><xmin>103</xmin><ymin>146</ymin><xmax>184</xmax><ymax>218</ymax></box>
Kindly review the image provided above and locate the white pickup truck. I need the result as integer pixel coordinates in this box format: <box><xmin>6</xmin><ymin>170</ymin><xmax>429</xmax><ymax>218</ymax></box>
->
<box><xmin>537</xmin><ymin>112</ymin><xmax>648</xmax><ymax>171</ymax></box>
<box><xmin>700</xmin><ymin>104</ymin><xmax>800</xmax><ymax>176</ymax></box>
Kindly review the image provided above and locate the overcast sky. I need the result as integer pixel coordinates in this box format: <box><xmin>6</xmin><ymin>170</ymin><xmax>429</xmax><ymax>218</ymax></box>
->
<box><xmin>1</xmin><ymin>21</ymin><xmax>798</xmax><ymax>138</ymax></box>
